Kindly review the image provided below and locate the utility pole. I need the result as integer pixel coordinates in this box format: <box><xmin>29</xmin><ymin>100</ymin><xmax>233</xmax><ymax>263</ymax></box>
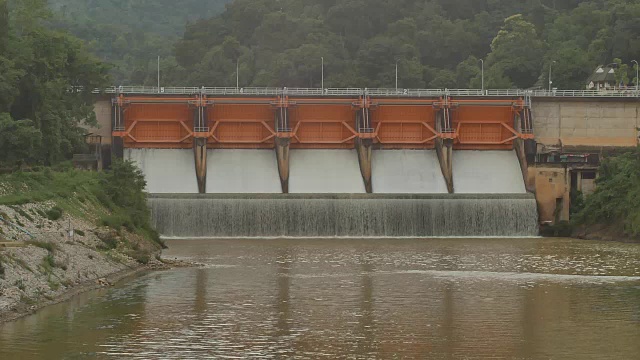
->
<box><xmin>632</xmin><ymin>60</ymin><xmax>639</xmax><ymax>93</ymax></box>
<box><xmin>321</xmin><ymin>57</ymin><xmax>324</xmax><ymax>90</ymax></box>
<box><xmin>236</xmin><ymin>59</ymin><xmax>239</xmax><ymax>89</ymax></box>
<box><xmin>479</xmin><ymin>59</ymin><xmax>484</xmax><ymax>93</ymax></box>
<box><xmin>548</xmin><ymin>60</ymin><xmax>556</xmax><ymax>92</ymax></box>
<box><xmin>157</xmin><ymin>56</ymin><xmax>160</xmax><ymax>92</ymax></box>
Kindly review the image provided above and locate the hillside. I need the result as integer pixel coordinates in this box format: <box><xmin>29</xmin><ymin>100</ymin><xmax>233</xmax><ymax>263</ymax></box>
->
<box><xmin>46</xmin><ymin>0</ymin><xmax>231</xmax><ymax>84</ymax></box>
<box><xmin>0</xmin><ymin>162</ymin><xmax>165</xmax><ymax>322</ymax></box>
<box><xmin>167</xmin><ymin>0</ymin><xmax>640</xmax><ymax>89</ymax></box>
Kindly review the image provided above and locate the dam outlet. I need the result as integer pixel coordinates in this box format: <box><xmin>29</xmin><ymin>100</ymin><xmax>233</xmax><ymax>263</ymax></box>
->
<box><xmin>115</xmin><ymin>89</ymin><xmax>539</xmax><ymax>238</ymax></box>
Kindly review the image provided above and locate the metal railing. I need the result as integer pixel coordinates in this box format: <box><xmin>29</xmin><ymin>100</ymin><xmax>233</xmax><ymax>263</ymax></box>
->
<box><xmin>96</xmin><ymin>86</ymin><xmax>640</xmax><ymax>99</ymax></box>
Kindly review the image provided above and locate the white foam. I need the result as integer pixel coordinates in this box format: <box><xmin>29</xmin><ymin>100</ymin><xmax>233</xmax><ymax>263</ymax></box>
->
<box><xmin>206</xmin><ymin>150</ymin><xmax>281</xmax><ymax>193</ymax></box>
<box><xmin>126</xmin><ymin>149</ymin><xmax>198</xmax><ymax>193</ymax></box>
<box><xmin>453</xmin><ymin>151</ymin><xmax>526</xmax><ymax>194</ymax></box>
<box><xmin>289</xmin><ymin>150</ymin><xmax>366</xmax><ymax>193</ymax></box>
<box><xmin>372</xmin><ymin>150</ymin><xmax>448</xmax><ymax>193</ymax></box>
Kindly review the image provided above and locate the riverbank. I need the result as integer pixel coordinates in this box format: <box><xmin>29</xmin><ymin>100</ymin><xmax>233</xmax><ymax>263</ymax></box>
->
<box><xmin>0</xmin><ymin>165</ymin><xmax>166</xmax><ymax>324</ymax></box>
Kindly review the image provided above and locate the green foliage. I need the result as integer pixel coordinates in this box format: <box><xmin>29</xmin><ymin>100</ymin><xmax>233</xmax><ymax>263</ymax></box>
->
<box><xmin>0</xmin><ymin>255</ymin><xmax>5</xmax><ymax>279</ymax></box>
<box><xmin>42</xmin><ymin>254</ymin><xmax>55</xmax><ymax>272</ymax></box>
<box><xmin>97</xmin><ymin>232</ymin><xmax>118</xmax><ymax>251</ymax></box>
<box><xmin>45</xmin><ymin>206</ymin><xmax>63</xmax><ymax>221</ymax></box>
<box><xmin>0</xmin><ymin>0</ymin><xmax>109</xmax><ymax>168</ymax></box>
<box><xmin>14</xmin><ymin>207</ymin><xmax>34</xmax><ymax>222</ymax></box>
<box><xmin>74</xmin><ymin>229</ymin><xmax>85</xmax><ymax>236</ymax></box>
<box><xmin>26</xmin><ymin>240</ymin><xmax>56</xmax><ymax>253</ymax></box>
<box><xmin>14</xmin><ymin>279</ymin><xmax>26</xmax><ymax>291</ymax></box>
<box><xmin>47</xmin><ymin>0</ymin><xmax>229</xmax><ymax>84</ymax></box>
<box><xmin>575</xmin><ymin>148</ymin><xmax>640</xmax><ymax>237</ymax></box>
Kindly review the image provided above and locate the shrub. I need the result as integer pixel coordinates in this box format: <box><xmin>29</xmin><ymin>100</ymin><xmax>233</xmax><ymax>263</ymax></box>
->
<box><xmin>46</xmin><ymin>206</ymin><xmax>63</xmax><ymax>221</ymax></box>
<box><xmin>42</xmin><ymin>254</ymin><xmax>56</xmax><ymax>272</ymax></box>
<box><xmin>574</xmin><ymin>148</ymin><xmax>640</xmax><ymax>236</ymax></box>
<box><xmin>97</xmin><ymin>233</ymin><xmax>118</xmax><ymax>250</ymax></box>
<box><xmin>0</xmin><ymin>256</ymin><xmax>5</xmax><ymax>279</ymax></box>
<box><xmin>75</xmin><ymin>229</ymin><xmax>85</xmax><ymax>237</ymax></box>
<box><xmin>130</xmin><ymin>249</ymin><xmax>151</xmax><ymax>264</ymax></box>
<box><xmin>100</xmin><ymin>213</ymin><xmax>133</xmax><ymax>231</ymax></box>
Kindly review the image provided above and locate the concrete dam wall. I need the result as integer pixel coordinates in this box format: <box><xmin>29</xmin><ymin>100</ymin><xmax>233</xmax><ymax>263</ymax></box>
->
<box><xmin>131</xmin><ymin>148</ymin><xmax>538</xmax><ymax>238</ymax></box>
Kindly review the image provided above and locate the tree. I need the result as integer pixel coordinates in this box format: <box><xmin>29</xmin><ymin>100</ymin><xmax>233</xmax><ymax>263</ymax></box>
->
<box><xmin>612</xmin><ymin>58</ymin><xmax>630</xmax><ymax>88</ymax></box>
<box><xmin>0</xmin><ymin>113</ymin><xmax>42</xmax><ymax>167</ymax></box>
<box><xmin>485</xmin><ymin>14</ymin><xmax>545</xmax><ymax>88</ymax></box>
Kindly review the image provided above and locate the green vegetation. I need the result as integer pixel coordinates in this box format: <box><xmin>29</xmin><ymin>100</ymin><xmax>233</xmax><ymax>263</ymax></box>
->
<box><xmin>0</xmin><ymin>0</ymin><xmax>108</xmax><ymax>169</ymax></box>
<box><xmin>45</xmin><ymin>206</ymin><xmax>63</xmax><ymax>221</ymax></box>
<box><xmin>575</xmin><ymin>147</ymin><xmax>640</xmax><ymax>239</ymax></box>
<box><xmin>0</xmin><ymin>254</ymin><xmax>5</xmax><ymax>279</ymax></box>
<box><xmin>25</xmin><ymin>240</ymin><xmax>56</xmax><ymax>253</ymax></box>
<box><xmin>159</xmin><ymin>0</ymin><xmax>639</xmax><ymax>89</ymax></box>
<box><xmin>0</xmin><ymin>162</ymin><xmax>164</xmax><ymax>248</ymax></box>
<box><xmin>47</xmin><ymin>0</ymin><xmax>230</xmax><ymax>84</ymax></box>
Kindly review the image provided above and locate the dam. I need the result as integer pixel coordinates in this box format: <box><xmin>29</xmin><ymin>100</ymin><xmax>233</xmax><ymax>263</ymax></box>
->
<box><xmin>98</xmin><ymin>87</ymin><xmax>638</xmax><ymax>238</ymax></box>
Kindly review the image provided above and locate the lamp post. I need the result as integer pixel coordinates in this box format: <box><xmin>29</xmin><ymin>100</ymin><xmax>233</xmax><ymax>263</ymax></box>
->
<box><xmin>395</xmin><ymin>61</ymin><xmax>399</xmax><ymax>92</ymax></box>
<box><xmin>479</xmin><ymin>59</ymin><xmax>484</xmax><ymax>93</ymax></box>
<box><xmin>321</xmin><ymin>57</ymin><xmax>324</xmax><ymax>90</ymax></box>
<box><xmin>157</xmin><ymin>56</ymin><xmax>160</xmax><ymax>92</ymax></box>
<box><xmin>548</xmin><ymin>60</ymin><xmax>556</xmax><ymax>92</ymax></box>
<box><xmin>632</xmin><ymin>60</ymin><xmax>639</xmax><ymax>93</ymax></box>
<box><xmin>236</xmin><ymin>59</ymin><xmax>239</xmax><ymax>89</ymax></box>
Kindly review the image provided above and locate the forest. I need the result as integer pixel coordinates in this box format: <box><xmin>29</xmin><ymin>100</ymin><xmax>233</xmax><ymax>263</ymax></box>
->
<box><xmin>47</xmin><ymin>0</ymin><xmax>230</xmax><ymax>84</ymax></box>
<box><xmin>45</xmin><ymin>0</ymin><xmax>640</xmax><ymax>90</ymax></box>
<box><xmin>0</xmin><ymin>0</ymin><xmax>108</xmax><ymax>168</ymax></box>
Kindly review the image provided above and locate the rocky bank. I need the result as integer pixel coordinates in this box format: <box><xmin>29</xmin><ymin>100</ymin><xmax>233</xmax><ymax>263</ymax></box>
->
<box><xmin>0</xmin><ymin>201</ymin><xmax>162</xmax><ymax>323</ymax></box>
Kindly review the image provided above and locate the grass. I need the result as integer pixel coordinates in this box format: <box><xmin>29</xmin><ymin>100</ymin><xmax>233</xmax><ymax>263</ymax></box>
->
<box><xmin>13</xmin><ymin>207</ymin><xmax>34</xmax><ymax>222</ymax></box>
<box><xmin>42</xmin><ymin>254</ymin><xmax>56</xmax><ymax>273</ymax></box>
<box><xmin>25</xmin><ymin>240</ymin><xmax>57</xmax><ymax>253</ymax></box>
<box><xmin>0</xmin><ymin>165</ymin><xmax>164</xmax><ymax>254</ymax></box>
<box><xmin>14</xmin><ymin>279</ymin><xmax>25</xmax><ymax>291</ymax></box>
<box><xmin>0</xmin><ymin>255</ymin><xmax>5</xmax><ymax>279</ymax></box>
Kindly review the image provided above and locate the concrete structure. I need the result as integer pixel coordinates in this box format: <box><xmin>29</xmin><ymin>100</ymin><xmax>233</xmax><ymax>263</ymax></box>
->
<box><xmin>531</xmin><ymin>98</ymin><xmax>639</xmax><ymax>223</ymax></box>
<box><xmin>89</xmin><ymin>88</ymin><xmax>640</xmax><ymax>226</ymax></box>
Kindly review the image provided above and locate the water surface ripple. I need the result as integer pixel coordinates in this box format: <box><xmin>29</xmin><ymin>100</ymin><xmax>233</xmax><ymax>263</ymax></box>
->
<box><xmin>1</xmin><ymin>238</ymin><xmax>639</xmax><ymax>359</ymax></box>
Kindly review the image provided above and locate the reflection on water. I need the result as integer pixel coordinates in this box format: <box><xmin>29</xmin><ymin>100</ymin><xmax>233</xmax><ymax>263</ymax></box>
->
<box><xmin>1</xmin><ymin>238</ymin><xmax>639</xmax><ymax>359</ymax></box>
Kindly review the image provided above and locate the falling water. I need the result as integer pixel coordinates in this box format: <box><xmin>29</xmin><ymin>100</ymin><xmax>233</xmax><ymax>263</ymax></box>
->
<box><xmin>289</xmin><ymin>150</ymin><xmax>366</xmax><ymax>193</ymax></box>
<box><xmin>206</xmin><ymin>150</ymin><xmax>281</xmax><ymax>193</ymax></box>
<box><xmin>453</xmin><ymin>151</ymin><xmax>526</xmax><ymax>193</ymax></box>
<box><xmin>149</xmin><ymin>194</ymin><xmax>539</xmax><ymax>238</ymax></box>
<box><xmin>125</xmin><ymin>149</ymin><xmax>198</xmax><ymax>193</ymax></box>
<box><xmin>372</xmin><ymin>150</ymin><xmax>448</xmax><ymax>193</ymax></box>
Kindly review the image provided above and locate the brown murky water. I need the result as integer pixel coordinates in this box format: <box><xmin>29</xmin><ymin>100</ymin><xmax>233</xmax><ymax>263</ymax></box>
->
<box><xmin>1</xmin><ymin>238</ymin><xmax>639</xmax><ymax>359</ymax></box>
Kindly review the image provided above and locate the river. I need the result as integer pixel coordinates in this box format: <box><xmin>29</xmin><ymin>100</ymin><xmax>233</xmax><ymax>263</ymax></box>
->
<box><xmin>1</xmin><ymin>237</ymin><xmax>639</xmax><ymax>359</ymax></box>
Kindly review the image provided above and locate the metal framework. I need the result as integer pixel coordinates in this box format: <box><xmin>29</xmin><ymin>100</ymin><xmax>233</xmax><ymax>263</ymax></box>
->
<box><xmin>99</xmin><ymin>86</ymin><xmax>640</xmax><ymax>98</ymax></box>
<box><xmin>112</xmin><ymin>91</ymin><xmax>534</xmax><ymax>151</ymax></box>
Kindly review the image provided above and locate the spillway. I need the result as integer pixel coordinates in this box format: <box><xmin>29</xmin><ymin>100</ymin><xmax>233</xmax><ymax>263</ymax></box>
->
<box><xmin>289</xmin><ymin>150</ymin><xmax>366</xmax><ymax>193</ymax></box>
<box><xmin>125</xmin><ymin>149</ymin><xmax>198</xmax><ymax>193</ymax></box>
<box><xmin>372</xmin><ymin>150</ymin><xmax>448</xmax><ymax>193</ymax></box>
<box><xmin>206</xmin><ymin>150</ymin><xmax>281</xmax><ymax>193</ymax></box>
<box><xmin>150</xmin><ymin>194</ymin><xmax>539</xmax><ymax>238</ymax></box>
<box><xmin>453</xmin><ymin>151</ymin><xmax>526</xmax><ymax>194</ymax></box>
